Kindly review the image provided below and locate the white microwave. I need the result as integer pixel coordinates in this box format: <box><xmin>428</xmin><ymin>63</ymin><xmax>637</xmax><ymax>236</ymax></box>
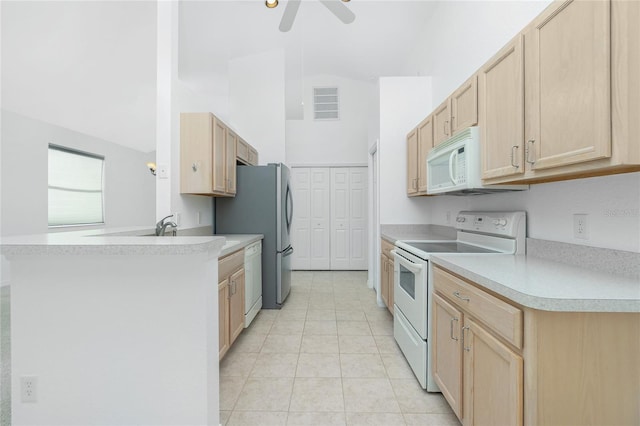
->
<box><xmin>426</xmin><ymin>127</ymin><xmax>528</xmax><ymax>195</ymax></box>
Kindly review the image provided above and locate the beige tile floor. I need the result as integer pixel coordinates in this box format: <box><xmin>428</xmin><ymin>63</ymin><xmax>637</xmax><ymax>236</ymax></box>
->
<box><xmin>219</xmin><ymin>271</ymin><xmax>461</xmax><ymax>426</ymax></box>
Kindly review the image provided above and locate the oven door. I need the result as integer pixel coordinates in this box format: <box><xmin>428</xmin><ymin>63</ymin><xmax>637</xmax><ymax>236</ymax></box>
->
<box><xmin>391</xmin><ymin>249</ymin><xmax>428</xmax><ymax>339</ymax></box>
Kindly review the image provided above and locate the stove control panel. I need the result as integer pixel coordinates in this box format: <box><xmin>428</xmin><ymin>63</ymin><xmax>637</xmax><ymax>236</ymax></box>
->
<box><xmin>455</xmin><ymin>211</ymin><xmax>526</xmax><ymax>239</ymax></box>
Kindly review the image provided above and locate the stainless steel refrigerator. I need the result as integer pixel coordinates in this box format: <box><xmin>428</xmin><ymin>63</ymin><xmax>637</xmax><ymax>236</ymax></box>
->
<box><xmin>215</xmin><ymin>163</ymin><xmax>293</xmax><ymax>309</ymax></box>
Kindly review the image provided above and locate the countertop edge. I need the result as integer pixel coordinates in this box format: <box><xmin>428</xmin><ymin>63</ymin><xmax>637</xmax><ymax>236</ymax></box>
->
<box><xmin>430</xmin><ymin>255</ymin><xmax>640</xmax><ymax>313</ymax></box>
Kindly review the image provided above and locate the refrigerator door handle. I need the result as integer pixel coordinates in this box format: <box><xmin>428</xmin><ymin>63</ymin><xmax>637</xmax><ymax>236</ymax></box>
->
<box><xmin>285</xmin><ymin>182</ymin><xmax>293</xmax><ymax>234</ymax></box>
<box><xmin>279</xmin><ymin>245</ymin><xmax>294</xmax><ymax>256</ymax></box>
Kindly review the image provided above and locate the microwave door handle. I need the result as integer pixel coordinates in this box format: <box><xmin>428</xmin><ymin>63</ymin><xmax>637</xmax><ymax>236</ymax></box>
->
<box><xmin>391</xmin><ymin>250</ymin><xmax>423</xmax><ymax>274</ymax></box>
<box><xmin>448</xmin><ymin>150</ymin><xmax>458</xmax><ymax>184</ymax></box>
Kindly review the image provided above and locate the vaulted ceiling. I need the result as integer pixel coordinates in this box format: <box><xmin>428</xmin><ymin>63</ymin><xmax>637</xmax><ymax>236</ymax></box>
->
<box><xmin>1</xmin><ymin>1</ymin><xmax>456</xmax><ymax>153</ymax></box>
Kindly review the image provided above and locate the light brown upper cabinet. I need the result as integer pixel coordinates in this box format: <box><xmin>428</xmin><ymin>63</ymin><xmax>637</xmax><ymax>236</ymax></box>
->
<box><xmin>481</xmin><ymin>0</ymin><xmax>640</xmax><ymax>184</ymax></box>
<box><xmin>407</xmin><ymin>115</ymin><xmax>434</xmax><ymax>197</ymax></box>
<box><xmin>433</xmin><ymin>76</ymin><xmax>479</xmax><ymax>148</ymax></box>
<box><xmin>236</xmin><ymin>137</ymin><xmax>259</xmax><ymax>166</ymax></box>
<box><xmin>451</xmin><ymin>75</ymin><xmax>478</xmax><ymax>135</ymax></box>
<box><xmin>525</xmin><ymin>0</ymin><xmax>611</xmax><ymax>171</ymax></box>
<box><xmin>226</xmin><ymin>130</ymin><xmax>237</xmax><ymax>195</ymax></box>
<box><xmin>406</xmin><ymin>128</ymin><xmax>419</xmax><ymax>196</ymax></box>
<box><xmin>181</xmin><ymin>112</ymin><xmax>241</xmax><ymax>196</ymax></box>
<box><xmin>417</xmin><ymin>115</ymin><xmax>434</xmax><ymax>193</ymax></box>
<box><xmin>481</xmin><ymin>35</ymin><xmax>525</xmax><ymax>181</ymax></box>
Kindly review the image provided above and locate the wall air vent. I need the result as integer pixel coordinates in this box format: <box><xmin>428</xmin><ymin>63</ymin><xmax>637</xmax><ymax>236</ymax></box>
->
<box><xmin>313</xmin><ymin>87</ymin><xmax>340</xmax><ymax>120</ymax></box>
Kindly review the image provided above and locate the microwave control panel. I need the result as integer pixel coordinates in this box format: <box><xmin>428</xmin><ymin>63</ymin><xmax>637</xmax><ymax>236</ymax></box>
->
<box><xmin>455</xmin><ymin>147</ymin><xmax>466</xmax><ymax>184</ymax></box>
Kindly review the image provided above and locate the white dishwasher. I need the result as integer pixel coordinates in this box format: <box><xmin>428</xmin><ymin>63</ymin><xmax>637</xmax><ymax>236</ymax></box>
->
<box><xmin>244</xmin><ymin>240</ymin><xmax>262</xmax><ymax>327</ymax></box>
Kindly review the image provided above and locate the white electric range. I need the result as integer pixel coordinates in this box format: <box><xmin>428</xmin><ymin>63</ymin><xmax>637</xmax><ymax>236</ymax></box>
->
<box><xmin>392</xmin><ymin>211</ymin><xmax>526</xmax><ymax>391</ymax></box>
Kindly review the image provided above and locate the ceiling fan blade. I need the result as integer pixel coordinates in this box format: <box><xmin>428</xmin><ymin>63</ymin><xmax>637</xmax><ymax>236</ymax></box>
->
<box><xmin>319</xmin><ymin>0</ymin><xmax>355</xmax><ymax>24</ymax></box>
<box><xmin>279</xmin><ymin>0</ymin><xmax>302</xmax><ymax>32</ymax></box>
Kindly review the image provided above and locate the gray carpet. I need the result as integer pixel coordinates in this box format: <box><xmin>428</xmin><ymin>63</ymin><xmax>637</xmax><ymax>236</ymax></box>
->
<box><xmin>0</xmin><ymin>285</ymin><xmax>10</xmax><ymax>426</ymax></box>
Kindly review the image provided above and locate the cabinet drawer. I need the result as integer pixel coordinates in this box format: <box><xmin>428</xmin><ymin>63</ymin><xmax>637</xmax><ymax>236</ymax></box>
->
<box><xmin>434</xmin><ymin>266</ymin><xmax>523</xmax><ymax>349</ymax></box>
<box><xmin>381</xmin><ymin>238</ymin><xmax>395</xmax><ymax>258</ymax></box>
<box><xmin>219</xmin><ymin>249</ymin><xmax>244</xmax><ymax>279</ymax></box>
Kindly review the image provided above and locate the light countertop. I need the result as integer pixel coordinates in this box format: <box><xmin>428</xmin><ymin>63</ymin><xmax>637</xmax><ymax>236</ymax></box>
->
<box><xmin>431</xmin><ymin>254</ymin><xmax>640</xmax><ymax>313</ymax></box>
<box><xmin>0</xmin><ymin>226</ymin><xmax>262</xmax><ymax>257</ymax></box>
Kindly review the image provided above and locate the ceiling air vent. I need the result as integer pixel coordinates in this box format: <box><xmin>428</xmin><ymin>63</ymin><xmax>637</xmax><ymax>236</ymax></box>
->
<box><xmin>313</xmin><ymin>87</ymin><xmax>340</xmax><ymax>120</ymax></box>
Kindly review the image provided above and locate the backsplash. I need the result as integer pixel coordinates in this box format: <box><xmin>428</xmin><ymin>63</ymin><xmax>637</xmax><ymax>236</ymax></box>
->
<box><xmin>527</xmin><ymin>238</ymin><xmax>640</xmax><ymax>280</ymax></box>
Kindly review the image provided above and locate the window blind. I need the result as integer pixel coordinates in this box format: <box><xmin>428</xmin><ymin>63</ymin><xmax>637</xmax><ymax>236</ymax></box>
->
<box><xmin>48</xmin><ymin>145</ymin><xmax>105</xmax><ymax>227</ymax></box>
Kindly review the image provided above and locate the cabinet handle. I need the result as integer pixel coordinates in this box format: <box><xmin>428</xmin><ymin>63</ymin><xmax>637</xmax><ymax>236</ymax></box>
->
<box><xmin>453</xmin><ymin>291</ymin><xmax>470</xmax><ymax>302</ymax></box>
<box><xmin>511</xmin><ymin>145</ymin><xmax>520</xmax><ymax>168</ymax></box>
<box><xmin>444</xmin><ymin>120</ymin><xmax>449</xmax><ymax>135</ymax></box>
<box><xmin>450</xmin><ymin>317</ymin><xmax>459</xmax><ymax>341</ymax></box>
<box><xmin>192</xmin><ymin>163</ymin><xmax>198</xmax><ymax>172</ymax></box>
<box><xmin>462</xmin><ymin>326</ymin><xmax>471</xmax><ymax>352</ymax></box>
<box><xmin>526</xmin><ymin>139</ymin><xmax>535</xmax><ymax>164</ymax></box>
<box><xmin>451</xmin><ymin>116</ymin><xmax>455</xmax><ymax>128</ymax></box>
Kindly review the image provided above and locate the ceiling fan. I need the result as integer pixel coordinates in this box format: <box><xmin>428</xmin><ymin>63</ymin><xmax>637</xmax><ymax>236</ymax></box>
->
<box><xmin>267</xmin><ymin>0</ymin><xmax>356</xmax><ymax>32</ymax></box>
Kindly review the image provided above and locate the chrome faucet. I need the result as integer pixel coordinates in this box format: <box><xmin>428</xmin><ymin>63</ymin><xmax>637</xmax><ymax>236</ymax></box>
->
<box><xmin>155</xmin><ymin>214</ymin><xmax>178</xmax><ymax>236</ymax></box>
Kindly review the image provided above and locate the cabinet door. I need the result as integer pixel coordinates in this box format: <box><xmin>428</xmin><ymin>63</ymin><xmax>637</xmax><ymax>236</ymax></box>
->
<box><xmin>310</xmin><ymin>168</ymin><xmax>331</xmax><ymax>270</ymax></box>
<box><xmin>212</xmin><ymin>117</ymin><xmax>227</xmax><ymax>193</ymax></box>
<box><xmin>525</xmin><ymin>0</ymin><xmax>611</xmax><ymax>171</ymax></box>
<box><xmin>406</xmin><ymin>129</ymin><xmax>418</xmax><ymax>195</ymax></box>
<box><xmin>432</xmin><ymin>293</ymin><xmax>463</xmax><ymax>420</ymax></box>
<box><xmin>463</xmin><ymin>318</ymin><xmax>523</xmax><ymax>426</ymax></box>
<box><xmin>417</xmin><ymin>116</ymin><xmax>433</xmax><ymax>193</ymax></box>
<box><xmin>330</xmin><ymin>168</ymin><xmax>350</xmax><ymax>270</ymax></box>
<box><xmin>291</xmin><ymin>168</ymin><xmax>311</xmax><ymax>270</ymax></box>
<box><xmin>229</xmin><ymin>268</ymin><xmax>245</xmax><ymax>346</ymax></box>
<box><xmin>386</xmin><ymin>257</ymin><xmax>394</xmax><ymax>315</ymax></box>
<box><xmin>248</xmin><ymin>147</ymin><xmax>258</xmax><ymax>166</ymax></box>
<box><xmin>451</xmin><ymin>75</ymin><xmax>478</xmax><ymax>135</ymax></box>
<box><xmin>380</xmin><ymin>254</ymin><xmax>389</xmax><ymax>309</ymax></box>
<box><xmin>433</xmin><ymin>99</ymin><xmax>452</xmax><ymax>146</ymax></box>
<box><xmin>218</xmin><ymin>279</ymin><xmax>230</xmax><ymax>360</ymax></box>
<box><xmin>236</xmin><ymin>137</ymin><xmax>249</xmax><ymax>164</ymax></box>
<box><xmin>180</xmin><ymin>113</ymin><xmax>213</xmax><ymax>194</ymax></box>
<box><xmin>226</xmin><ymin>131</ymin><xmax>237</xmax><ymax>194</ymax></box>
<box><xmin>348</xmin><ymin>168</ymin><xmax>367</xmax><ymax>270</ymax></box>
<box><xmin>481</xmin><ymin>35</ymin><xmax>525</xmax><ymax>181</ymax></box>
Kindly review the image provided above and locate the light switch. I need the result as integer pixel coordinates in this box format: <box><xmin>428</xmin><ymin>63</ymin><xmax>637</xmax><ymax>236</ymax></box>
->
<box><xmin>158</xmin><ymin>164</ymin><xmax>169</xmax><ymax>179</ymax></box>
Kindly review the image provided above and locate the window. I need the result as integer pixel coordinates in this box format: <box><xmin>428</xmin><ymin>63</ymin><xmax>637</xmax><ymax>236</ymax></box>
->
<box><xmin>313</xmin><ymin>87</ymin><xmax>340</xmax><ymax>120</ymax></box>
<box><xmin>48</xmin><ymin>145</ymin><xmax>105</xmax><ymax>227</ymax></box>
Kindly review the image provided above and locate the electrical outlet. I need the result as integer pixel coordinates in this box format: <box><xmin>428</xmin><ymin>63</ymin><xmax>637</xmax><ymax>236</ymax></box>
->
<box><xmin>21</xmin><ymin>376</ymin><xmax>37</xmax><ymax>403</ymax></box>
<box><xmin>573</xmin><ymin>214</ymin><xmax>589</xmax><ymax>240</ymax></box>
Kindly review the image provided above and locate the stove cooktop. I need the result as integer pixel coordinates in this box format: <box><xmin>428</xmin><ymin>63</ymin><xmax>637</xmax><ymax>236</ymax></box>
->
<box><xmin>402</xmin><ymin>241</ymin><xmax>500</xmax><ymax>254</ymax></box>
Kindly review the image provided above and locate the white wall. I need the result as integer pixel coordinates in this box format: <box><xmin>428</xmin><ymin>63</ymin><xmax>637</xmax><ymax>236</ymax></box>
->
<box><xmin>229</xmin><ymin>50</ymin><xmax>287</xmax><ymax>165</ymax></box>
<box><xmin>156</xmin><ymin>1</ymin><xmax>224</xmax><ymax>230</ymax></box>
<box><xmin>427</xmin><ymin>173</ymin><xmax>640</xmax><ymax>252</ymax></box>
<box><xmin>0</xmin><ymin>110</ymin><xmax>156</xmax><ymax>237</ymax></box>
<box><xmin>285</xmin><ymin>75</ymin><xmax>376</xmax><ymax>165</ymax></box>
<box><xmin>378</xmin><ymin>77</ymin><xmax>433</xmax><ymax>224</ymax></box>
<box><xmin>407</xmin><ymin>0</ymin><xmax>552</xmax><ymax>106</ymax></box>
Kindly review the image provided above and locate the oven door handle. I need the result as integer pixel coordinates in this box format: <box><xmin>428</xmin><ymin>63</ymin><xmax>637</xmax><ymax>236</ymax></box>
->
<box><xmin>391</xmin><ymin>250</ymin><xmax>423</xmax><ymax>274</ymax></box>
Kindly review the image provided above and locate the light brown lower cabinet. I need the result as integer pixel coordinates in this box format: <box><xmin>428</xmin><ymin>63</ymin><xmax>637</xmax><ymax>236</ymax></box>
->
<box><xmin>433</xmin><ymin>265</ymin><xmax>639</xmax><ymax>426</ymax></box>
<box><xmin>380</xmin><ymin>238</ymin><xmax>394</xmax><ymax>315</ymax></box>
<box><xmin>218</xmin><ymin>249</ymin><xmax>245</xmax><ymax>361</ymax></box>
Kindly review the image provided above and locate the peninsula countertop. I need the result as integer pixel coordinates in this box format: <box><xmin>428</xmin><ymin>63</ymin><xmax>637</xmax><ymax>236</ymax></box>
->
<box><xmin>431</xmin><ymin>253</ymin><xmax>640</xmax><ymax>313</ymax></box>
<box><xmin>0</xmin><ymin>226</ymin><xmax>250</xmax><ymax>257</ymax></box>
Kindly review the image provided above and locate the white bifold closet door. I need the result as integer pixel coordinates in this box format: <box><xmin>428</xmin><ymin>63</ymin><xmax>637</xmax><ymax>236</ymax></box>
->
<box><xmin>330</xmin><ymin>168</ymin><xmax>367</xmax><ymax>270</ymax></box>
<box><xmin>291</xmin><ymin>167</ymin><xmax>367</xmax><ymax>270</ymax></box>
<box><xmin>291</xmin><ymin>168</ymin><xmax>331</xmax><ymax>270</ymax></box>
